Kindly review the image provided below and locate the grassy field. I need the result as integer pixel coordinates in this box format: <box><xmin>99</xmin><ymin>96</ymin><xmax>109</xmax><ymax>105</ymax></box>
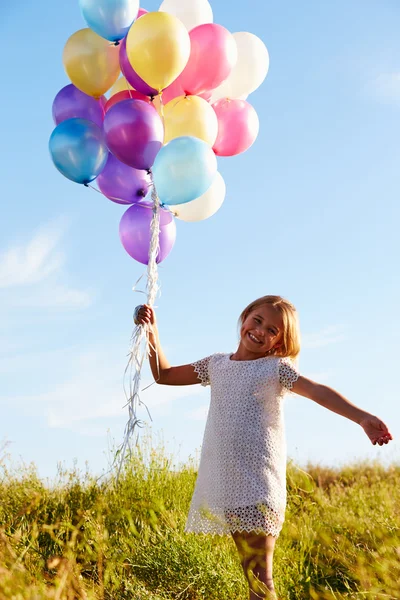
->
<box><xmin>0</xmin><ymin>440</ymin><xmax>399</xmax><ymax>600</ymax></box>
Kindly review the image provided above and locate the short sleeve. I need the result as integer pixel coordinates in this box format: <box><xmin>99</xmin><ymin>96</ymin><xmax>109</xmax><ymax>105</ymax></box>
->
<box><xmin>191</xmin><ymin>356</ymin><xmax>212</xmax><ymax>387</ymax></box>
<box><xmin>278</xmin><ymin>357</ymin><xmax>300</xmax><ymax>391</ymax></box>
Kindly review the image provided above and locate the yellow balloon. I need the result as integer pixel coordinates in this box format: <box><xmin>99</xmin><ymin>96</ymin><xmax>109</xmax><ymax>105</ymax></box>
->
<box><xmin>126</xmin><ymin>12</ymin><xmax>190</xmax><ymax>92</ymax></box>
<box><xmin>109</xmin><ymin>77</ymin><xmax>133</xmax><ymax>97</ymax></box>
<box><xmin>63</xmin><ymin>29</ymin><xmax>120</xmax><ymax>98</ymax></box>
<box><xmin>163</xmin><ymin>95</ymin><xmax>218</xmax><ymax>145</ymax></box>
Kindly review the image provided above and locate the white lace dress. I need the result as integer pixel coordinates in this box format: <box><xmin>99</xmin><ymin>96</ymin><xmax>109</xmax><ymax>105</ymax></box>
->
<box><xmin>185</xmin><ymin>353</ymin><xmax>299</xmax><ymax>538</ymax></box>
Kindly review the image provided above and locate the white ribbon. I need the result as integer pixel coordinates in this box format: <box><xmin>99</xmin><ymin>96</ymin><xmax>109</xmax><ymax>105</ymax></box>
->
<box><xmin>116</xmin><ymin>180</ymin><xmax>161</xmax><ymax>478</ymax></box>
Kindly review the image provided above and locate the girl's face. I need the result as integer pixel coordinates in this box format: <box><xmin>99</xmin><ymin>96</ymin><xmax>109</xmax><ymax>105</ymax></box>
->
<box><xmin>239</xmin><ymin>304</ymin><xmax>284</xmax><ymax>358</ymax></box>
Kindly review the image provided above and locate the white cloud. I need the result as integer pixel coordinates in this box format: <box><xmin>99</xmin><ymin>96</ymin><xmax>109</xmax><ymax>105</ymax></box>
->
<box><xmin>2</xmin><ymin>346</ymin><xmax>204</xmax><ymax>432</ymax></box>
<box><xmin>302</xmin><ymin>325</ymin><xmax>346</xmax><ymax>349</ymax></box>
<box><xmin>0</xmin><ymin>223</ymin><xmax>65</xmax><ymax>288</ymax></box>
<box><xmin>13</xmin><ymin>284</ymin><xmax>93</xmax><ymax>310</ymax></box>
<box><xmin>0</xmin><ymin>218</ymin><xmax>93</xmax><ymax>311</ymax></box>
<box><xmin>370</xmin><ymin>72</ymin><xmax>400</xmax><ymax>104</ymax></box>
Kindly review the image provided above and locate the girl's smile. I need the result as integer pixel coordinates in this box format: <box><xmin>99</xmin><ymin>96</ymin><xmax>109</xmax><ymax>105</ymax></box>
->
<box><xmin>234</xmin><ymin>304</ymin><xmax>284</xmax><ymax>361</ymax></box>
<box><xmin>248</xmin><ymin>332</ymin><xmax>262</xmax><ymax>344</ymax></box>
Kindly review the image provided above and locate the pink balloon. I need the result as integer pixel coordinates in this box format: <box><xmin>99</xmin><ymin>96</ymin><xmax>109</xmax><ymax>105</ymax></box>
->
<box><xmin>179</xmin><ymin>24</ymin><xmax>237</xmax><ymax>96</ymax></box>
<box><xmin>199</xmin><ymin>90</ymin><xmax>213</xmax><ymax>102</ymax></box>
<box><xmin>212</xmin><ymin>99</ymin><xmax>259</xmax><ymax>157</ymax></box>
<box><xmin>137</xmin><ymin>8</ymin><xmax>148</xmax><ymax>18</ymax></box>
<box><xmin>162</xmin><ymin>77</ymin><xmax>185</xmax><ymax>104</ymax></box>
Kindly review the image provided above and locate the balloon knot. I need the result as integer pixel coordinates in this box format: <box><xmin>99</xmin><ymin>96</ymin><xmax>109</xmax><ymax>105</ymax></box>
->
<box><xmin>113</xmin><ymin>41</ymin><xmax>120</xmax><ymax>46</ymax></box>
<box><xmin>83</xmin><ymin>183</ymin><xmax>89</xmax><ymax>187</ymax></box>
<box><xmin>138</xmin><ymin>189</ymin><xmax>146</xmax><ymax>198</ymax></box>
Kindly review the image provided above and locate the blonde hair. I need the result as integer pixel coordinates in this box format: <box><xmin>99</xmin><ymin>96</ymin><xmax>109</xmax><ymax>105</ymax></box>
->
<box><xmin>238</xmin><ymin>295</ymin><xmax>301</xmax><ymax>360</ymax></box>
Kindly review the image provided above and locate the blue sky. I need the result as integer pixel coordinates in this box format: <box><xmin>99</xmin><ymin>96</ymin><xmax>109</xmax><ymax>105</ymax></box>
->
<box><xmin>1</xmin><ymin>0</ymin><xmax>399</xmax><ymax>481</ymax></box>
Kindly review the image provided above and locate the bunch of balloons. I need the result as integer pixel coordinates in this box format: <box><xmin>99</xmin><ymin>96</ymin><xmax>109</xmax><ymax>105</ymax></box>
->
<box><xmin>49</xmin><ymin>0</ymin><xmax>269</xmax><ymax>266</ymax></box>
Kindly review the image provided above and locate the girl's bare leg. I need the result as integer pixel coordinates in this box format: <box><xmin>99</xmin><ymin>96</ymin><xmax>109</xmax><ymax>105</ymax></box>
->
<box><xmin>232</xmin><ymin>531</ymin><xmax>277</xmax><ymax>600</ymax></box>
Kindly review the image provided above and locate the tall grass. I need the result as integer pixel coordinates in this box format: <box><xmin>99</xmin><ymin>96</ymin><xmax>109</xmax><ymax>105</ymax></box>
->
<box><xmin>0</xmin><ymin>439</ymin><xmax>399</xmax><ymax>599</ymax></box>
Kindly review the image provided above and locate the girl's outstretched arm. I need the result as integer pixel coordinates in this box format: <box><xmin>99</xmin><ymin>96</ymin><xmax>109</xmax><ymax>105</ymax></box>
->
<box><xmin>134</xmin><ymin>304</ymin><xmax>201</xmax><ymax>386</ymax></box>
<box><xmin>291</xmin><ymin>376</ymin><xmax>393</xmax><ymax>446</ymax></box>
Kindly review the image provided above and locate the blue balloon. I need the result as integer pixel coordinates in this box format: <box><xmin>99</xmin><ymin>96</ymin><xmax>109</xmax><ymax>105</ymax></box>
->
<box><xmin>152</xmin><ymin>136</ymin><xmax>218</xmax><ymax>206</ymax></box>
<box><xmin>49</xmin><ymin>118</ymin><xmax>108</xmax><ymax>185</ymax></box>
<box><xmin>79</xmin><ymin>0</ymin><xmax>139</xmax><ymax>42</ymax></box>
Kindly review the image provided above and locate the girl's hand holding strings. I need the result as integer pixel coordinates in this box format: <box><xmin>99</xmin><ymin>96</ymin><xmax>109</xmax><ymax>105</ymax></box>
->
<box><xmin>134</xmin><ymin>304</ymin><xmax>155</xmax><ymax>326</ymax></box>
<box><xmin>359</xmin><ymin>415</ymin><xmax>393</xmax><ymax>446</ymax></box>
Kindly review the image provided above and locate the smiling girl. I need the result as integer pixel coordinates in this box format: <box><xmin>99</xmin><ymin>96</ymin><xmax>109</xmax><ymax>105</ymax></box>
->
<box><xmin>134</xmin><ymin>295</ymin><xmax>393</xmax><ymax>600</ymax></box>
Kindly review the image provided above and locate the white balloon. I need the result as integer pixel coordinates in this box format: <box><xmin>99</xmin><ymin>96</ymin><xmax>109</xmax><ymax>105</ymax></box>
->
<box><xmin>158</xmin><ymin>0</ymin><xmax>213</xmax><ymax>31</ymax></box>
<box><xmin>210</xmin><ymin>32</ymin><xmax>269</xmax><ymax>102</ymax></box>
<box><xmin>170</xmin><ymin>172</ymin><xmax>226</xmax><ymax>222</ymax></box>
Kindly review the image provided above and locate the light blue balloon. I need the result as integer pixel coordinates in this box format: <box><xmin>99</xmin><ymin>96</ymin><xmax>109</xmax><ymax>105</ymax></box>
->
<box><xmin>152</xmin><ymin>136</ymin><xmax>218</xmax><ymax>206</ymax></box>
<box><xmin>79</xmin><ymin>0</ymin><xmax>139</xmax><ymax>42</ymax></box>
<box><xmin>49</xmin><ymin>118</ymin><xmax>108</xmax><ymax>185</ymax></box>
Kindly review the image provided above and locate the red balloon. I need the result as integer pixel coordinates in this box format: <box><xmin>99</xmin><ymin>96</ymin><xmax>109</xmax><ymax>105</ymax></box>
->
<box><xmin>105</xmin><ymin>90</ymin><xmax>156</xmax><ymax>113</ymax></box>
<box><xmin>212</xmin><ymin>99</ymin><xmax>259</xmax><ymax>157</ymax></box>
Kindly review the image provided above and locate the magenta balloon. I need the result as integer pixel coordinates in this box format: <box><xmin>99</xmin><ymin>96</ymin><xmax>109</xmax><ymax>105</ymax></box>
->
<box><xmin>180</xmin><ymin>24</ymin><xmax>237</xmax><ymax>96</ymax></box>
<box><xmin>137</xmin><ymin>8</ymin><xmax>148</xmax><ymax>17</ymax></box>
<box><xmin>103</xmin><ymin>99</ymin><xmax>164</xmax><ymax>170</ymax></box>
<box><xmin>119</xmin><ymin>203</ymin><xmax>176</xmax><ymax>264</ymax></box>
<box><xmin>97</xmin><ymin>153</ymin><xmax>151</xmax><ymax>205</ymax></box>
<box><xmin>52</xmin><ymin>84</ymin><xmax>106</xmax><ymax>127</ymax></box>
<box><xmin>212</xmin><ymin>98</ymin><xmax>259</xmax><ymax>156</ymax></box>
<box><xmin>120</xmin><ymin>36</ymin><xmax>158</xmax><ymax>97</ymax></box>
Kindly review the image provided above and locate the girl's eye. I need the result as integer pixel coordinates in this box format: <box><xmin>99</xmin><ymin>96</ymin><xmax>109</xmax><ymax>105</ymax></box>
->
<box><xmin>268</xmin><ymin>328</ymin><xmax>276</xmax><ymax>335</ymax></box>
<box><xmin>254</xmin><ymin>317</ymin><xmax>261</xmax><ymax>324</ymax></box>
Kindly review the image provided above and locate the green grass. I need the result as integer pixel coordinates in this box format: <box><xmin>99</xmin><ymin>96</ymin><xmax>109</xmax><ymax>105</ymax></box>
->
<box><xmin>0</xmin><ymin>439</ymin><xmax>399</xmax><ymax>599</ymax></box>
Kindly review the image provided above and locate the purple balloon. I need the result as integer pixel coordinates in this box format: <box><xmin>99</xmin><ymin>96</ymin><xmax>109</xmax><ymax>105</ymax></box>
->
<box><xmin>120</xmin><ymin>36</ymin><xmax>158</xmax><ymax>97</ymax></box>
<box><xmin>119</xmin><ymin>203</ymin><xmax>176</xmax><ymax>264</ymax></box>
<box><xmin>52</xmin><ymin>84</ymin><xmax>106</xmax><ymax>128</ymax></box>
<box><xmin>104</xmin><ymin>99</ymin><xmax>164</xmax><ymax>170</ymax></box>
<box><xmin>97</xmin><ymin>153</ymin><xmax>151</xmax><ymax>205</ymax></box>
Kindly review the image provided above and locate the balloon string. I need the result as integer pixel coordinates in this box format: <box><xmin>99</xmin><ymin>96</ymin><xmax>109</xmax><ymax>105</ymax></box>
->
<box><xmin>86</xmin><ymin>183</ymin><xmax>148</xmax><ymax>206</ymax></box>
<box><xmin>170</xmin><ymin>96</ymin><xmax>185</xmax><ymax>112</ymax></box>
<box><xmin>159</xmin><ymin>91</ymin><xmax>165</xmax><ymax>120</ymax></box>
<box><xmin>122</xmin><ymin>74</ymin><xmax>134</xmax><ymax>99</ymax></box>
<box><xmin>118</xmin><ymin>74</ymin><xmax>162</xmax><ymax>117</ymax></box>
<box><xmin>116</xmin><ymin>179</ymin><xmax>161</xmax><ymax>480</ymax></box>
<box><xmin>159</xmin><ymin>92</ymin><xmax>165</xmax><ymax>142</ymax></box>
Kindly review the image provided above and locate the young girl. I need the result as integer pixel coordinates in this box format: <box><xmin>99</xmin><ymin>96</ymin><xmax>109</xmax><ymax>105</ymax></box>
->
<box><xmin>134</xmin><ymin>295</ymin><xmax>393</xmax><ymax>600</ymax></box>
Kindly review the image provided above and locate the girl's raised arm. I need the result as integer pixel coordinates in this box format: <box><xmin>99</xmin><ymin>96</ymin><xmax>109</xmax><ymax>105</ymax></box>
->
<box><xmin>134</xmin><ymin>304</ymin><xmax>202</xmax><ymax>386</ymax></box>
<box><xmin>291</xmin><ymin>376</ymin><xmax>393</xmax><ymax>447</ymax></box>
